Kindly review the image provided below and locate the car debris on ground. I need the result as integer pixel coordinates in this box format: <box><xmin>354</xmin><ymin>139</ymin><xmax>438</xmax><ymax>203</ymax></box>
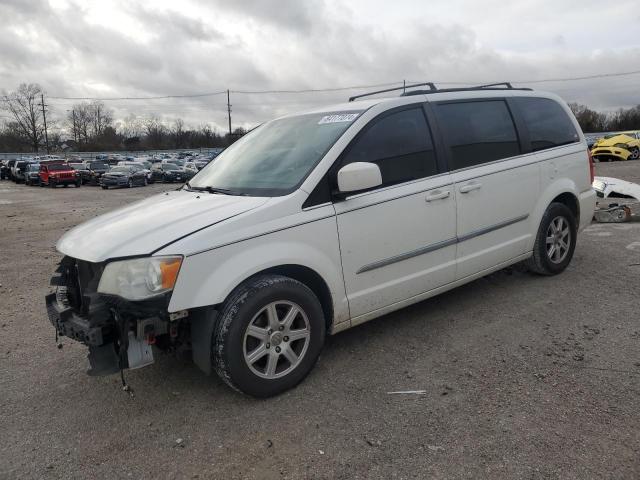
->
<box><xmin>592</xmin><ymin>176</ymin><xmax>640</xmax><ymax>222</ymax></box>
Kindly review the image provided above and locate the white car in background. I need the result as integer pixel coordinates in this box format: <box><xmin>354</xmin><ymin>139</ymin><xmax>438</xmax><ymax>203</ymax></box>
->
<box><xmin>47</xmin><ymin>85</ymin><xmax>596</xmax><ymax>398</ymax></box>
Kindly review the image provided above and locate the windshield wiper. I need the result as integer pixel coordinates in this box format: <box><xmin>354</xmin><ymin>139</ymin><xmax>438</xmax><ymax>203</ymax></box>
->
<box><xmin>185</xmin><ymin>183</ymin><xmax>247</xmax><ymax>196</ymax></box>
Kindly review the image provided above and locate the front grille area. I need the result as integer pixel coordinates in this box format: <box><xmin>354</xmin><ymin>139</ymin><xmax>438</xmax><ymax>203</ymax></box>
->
<box><xmin>58</xmin><ymin>256</ymin><xmax>105</xmax><ymax>316</ymax></box>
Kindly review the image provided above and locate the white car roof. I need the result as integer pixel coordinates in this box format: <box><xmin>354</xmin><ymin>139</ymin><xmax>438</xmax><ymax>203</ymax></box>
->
<box><xmin>281</xmin><ymin>88</ymin><xmax>563</xmax><ymax>119</ymax></box>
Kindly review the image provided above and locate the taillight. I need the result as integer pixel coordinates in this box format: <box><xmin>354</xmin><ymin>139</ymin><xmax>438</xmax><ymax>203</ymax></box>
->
<box><xmin>587</xmin><ymin>149</ymin><xmax>595</xmax><ymax>184</ymax></box>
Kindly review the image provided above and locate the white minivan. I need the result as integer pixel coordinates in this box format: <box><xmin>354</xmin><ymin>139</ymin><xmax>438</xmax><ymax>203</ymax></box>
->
<box><xmin>47</xmin><ymin>84</ymin><xmax>596</xmax><ymax>397</ymax></box>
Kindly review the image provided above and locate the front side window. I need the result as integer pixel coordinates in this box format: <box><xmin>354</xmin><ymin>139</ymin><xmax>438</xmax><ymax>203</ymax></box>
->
<box><xmin>189</xmin><ymin>111</ymin><xmax>362</xmax><ymax>196</ymax></box>
<box><xmin>436</xmin><ymin>100</ymin><xmax>520</xmax><ymax>170</ymax></box>
<box><xmin>513</xmin><ymin>97</ymin><xmax>580</xmax><ymax>151</ymax></box>
<box><xmin>341</xmin><ymin>107</ymin><xmax>437</xmax><ymax>187</ymax></box>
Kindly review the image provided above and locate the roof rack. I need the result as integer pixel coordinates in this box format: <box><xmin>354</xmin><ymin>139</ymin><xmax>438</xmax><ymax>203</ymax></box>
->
<box><xmin>348</xmin><ymin>82</ymin><xmax>436</xmax><ymax>102</ymax></box>
<box><xmin>349</xmin><ymin>81</ymin><xmax>532</xmax><ymax>101</ymax></box>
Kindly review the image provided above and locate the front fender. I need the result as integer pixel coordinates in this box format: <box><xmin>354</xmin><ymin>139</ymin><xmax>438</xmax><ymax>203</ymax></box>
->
<box><xmin>167</xmin><ymin>215</ymin><xmax>349</xmax><ymax>326</ymax></box>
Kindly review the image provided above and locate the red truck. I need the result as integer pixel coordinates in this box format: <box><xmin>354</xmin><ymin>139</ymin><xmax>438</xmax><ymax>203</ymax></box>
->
<box><xmin>39</xmin><ymin>161</ymin><xmax>81</xmax><ymax>188</ymax></box>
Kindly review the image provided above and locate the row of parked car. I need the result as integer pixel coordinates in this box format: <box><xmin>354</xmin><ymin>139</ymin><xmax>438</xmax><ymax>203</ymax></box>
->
<box><xmin>0</xmin><ymin>152</ymin><xmax>217</xmax><ymax>189</ymax></box>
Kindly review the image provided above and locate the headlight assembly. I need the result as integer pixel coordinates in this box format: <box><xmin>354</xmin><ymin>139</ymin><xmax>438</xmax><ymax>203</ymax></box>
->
<box><xmin>97</xmin><ymin>256</ymin><xmax>183</xmax><ymax>300</ymax></box>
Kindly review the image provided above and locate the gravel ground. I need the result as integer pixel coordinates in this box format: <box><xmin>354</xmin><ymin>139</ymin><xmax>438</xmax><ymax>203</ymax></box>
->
<box><xmin>1</xmin><ymin>164</ymin><xmax>639</xmax><ymax>480</ymax></box>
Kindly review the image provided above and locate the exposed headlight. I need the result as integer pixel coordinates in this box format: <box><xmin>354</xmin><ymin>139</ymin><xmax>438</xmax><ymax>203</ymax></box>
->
<box><xmin>97</xmin><ymin>256</ymin><xmax>183</xmax><ymax>300</ymax></box>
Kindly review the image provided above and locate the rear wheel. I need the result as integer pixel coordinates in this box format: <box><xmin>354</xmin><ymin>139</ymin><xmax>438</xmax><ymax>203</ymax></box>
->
<box><xmin>526</xmin><ymin>202</ymin><xmax>577</xmax><ymax>275</ymax></box>
<box><xmin>213</xmin><ymin>275</ymin><xmax>326</xmax><ymax>397</ymax></box>
<box><xmin>629</xmin><ymin>147</ymin><xmax>639</xmax><ymax>160</ymax></box>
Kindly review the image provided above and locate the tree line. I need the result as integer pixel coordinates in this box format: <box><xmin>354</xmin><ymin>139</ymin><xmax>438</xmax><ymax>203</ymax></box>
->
<box><xmin>1</xmin><ymin>83</ymin><xmax>246</xmax><ymax>153</ymax></box>
<box><xmin>2</xmin><ymin>82</ymin><xmax>640</xmax><ymax>153</ymax></box>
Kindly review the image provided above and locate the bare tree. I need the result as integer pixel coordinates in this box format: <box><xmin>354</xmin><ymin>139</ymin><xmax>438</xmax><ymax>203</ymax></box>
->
<box><xmin>144</xmin><ymin>116</ymin><xmax>167</xmax><ymax>149</ymax></box>
<box><xmin>172</xmin><ymin>118</ymin><xmax>189</xmax><ymax>148</ymax></box>
<box><xmin>89</xmin><ymin>101</ymin><xmax>113</xmax><ymax>138</ymax></box>
<box><xmin>1</xmin><ymin>83</ymin><xmax>45</xmax><ymax>151</ymax></box>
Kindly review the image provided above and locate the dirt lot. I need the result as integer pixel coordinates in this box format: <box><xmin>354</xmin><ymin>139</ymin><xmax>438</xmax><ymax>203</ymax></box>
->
<box><xmin>1</xmin><ymin>164</ymin><xmax>639</xmax><ymax>480</ymax></box>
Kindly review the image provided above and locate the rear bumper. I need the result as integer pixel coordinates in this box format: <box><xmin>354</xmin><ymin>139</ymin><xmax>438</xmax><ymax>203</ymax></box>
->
<box><xmin>578</xmin><ymin>188</ymin><xmax>597</xmax><ymax>231</ymax></box>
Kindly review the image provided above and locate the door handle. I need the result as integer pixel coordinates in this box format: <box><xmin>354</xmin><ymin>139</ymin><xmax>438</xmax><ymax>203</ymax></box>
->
<box><xmin>459</xmin><ymin>182</ymin><xmax>482</xmax><ymax>194</ymax></box>
<box><xmin>425</xmin><ymin>190</ymin><xmax>450</xmax><ymax>202</ymax></box>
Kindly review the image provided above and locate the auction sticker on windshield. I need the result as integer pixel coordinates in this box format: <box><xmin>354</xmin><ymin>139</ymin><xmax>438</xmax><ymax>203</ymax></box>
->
<box><xmin>318</xmin><ymin>113</ymin><xmax>360</xmax><ymax>124</ymax></box>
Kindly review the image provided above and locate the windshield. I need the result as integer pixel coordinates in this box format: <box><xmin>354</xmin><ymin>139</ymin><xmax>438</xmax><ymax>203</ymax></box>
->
<box><xmin>110</xmin><ymin>167</ymin><xmax>131</xmax><ymax>173</ymax></box>
<box><xmin>163</xmin><ymin>163</ymin><xmax>179</xmax><ymax>171</ymax></box>
<box><xmin>48</xmin><ymin>163</ymin><xmax>70</xmax><ymax>171</ymax></box>
<box><xmin>189</xmin><ymin>111</ymin><xmax>361</xmax><ymax>196</ymax></box>
<box><xmin>90</xmin><ymin>162</ymin><xmax>108</xmax><ymax>170</ymax></box>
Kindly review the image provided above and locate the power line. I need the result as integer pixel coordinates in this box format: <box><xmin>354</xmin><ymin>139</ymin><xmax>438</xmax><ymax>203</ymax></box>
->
<box><xmin>408</xmin><ymin>69</ymin><xmax>640</xmax><ymax>86</ymax></box>
<box><xmin>42</xmin><ymin>70</ymin><xmax>640</xmax><ymax>102</ymax></box>
<box><xmin>48</xmin><ymin>90</ymin><xmax>228</xmax><ymax>101</ymax></box>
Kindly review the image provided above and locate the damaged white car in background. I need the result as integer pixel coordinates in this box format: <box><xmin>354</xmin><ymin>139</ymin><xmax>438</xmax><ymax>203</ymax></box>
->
<box><xmin>593</xmin><ymin>176</ymin><xmax>640</xmax><ymax>222</ymax></box>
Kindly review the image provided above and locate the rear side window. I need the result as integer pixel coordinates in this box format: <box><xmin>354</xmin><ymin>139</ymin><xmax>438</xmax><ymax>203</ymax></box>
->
<box><xmin>341</xmin><ymin>107</ymin><xmax>437</xmax><ymax>187</ymax></box>
<box><xmin>436</xmin><ymin>100</ymin><xmax>520</xmax><ymax>170</ymax></box>
<box><xmin>513</xmin><ymin>97</ymin><xmax>579</xmax><ymax>151</ymax></box>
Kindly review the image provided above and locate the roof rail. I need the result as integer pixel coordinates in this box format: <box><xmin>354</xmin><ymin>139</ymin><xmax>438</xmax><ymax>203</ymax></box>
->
<box><xmin>400</xmin><ymin>82</ymin><xmax>532</xmax><ymax>97</ymax></box>
<box><xmin>348</xmin><ymin>82</ymin><xmax>436</xmax><ymax>102</ymax></box>
<box><xmin>475</xmin><ymin>82</ymin><xmax>514</xmax><ymax>89</ymax></box>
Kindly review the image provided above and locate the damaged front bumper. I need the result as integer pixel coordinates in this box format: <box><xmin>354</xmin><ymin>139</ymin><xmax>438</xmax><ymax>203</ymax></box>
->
<box><xmin>46</xmin><ymin>256</ymin><xmax>178</xmax><ymax>376</ymax></box>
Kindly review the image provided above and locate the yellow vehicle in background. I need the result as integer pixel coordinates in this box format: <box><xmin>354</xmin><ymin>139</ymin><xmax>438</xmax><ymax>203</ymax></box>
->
<box><xmin>591</xmin><ymin>131</ymin><xmax>640</xmax><ymax>161</ymax></box>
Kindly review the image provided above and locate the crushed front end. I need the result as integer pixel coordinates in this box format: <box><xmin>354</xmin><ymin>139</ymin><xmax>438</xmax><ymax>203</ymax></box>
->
<box><xmin>46</xmin><ymin>256</ymin><xmax>190</xmax><ymax>377</ymax></box>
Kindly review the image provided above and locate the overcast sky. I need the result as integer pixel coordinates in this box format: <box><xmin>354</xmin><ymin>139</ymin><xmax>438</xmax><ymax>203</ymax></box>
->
<box><xmin>1</xmin><ymin>0</ymin><xmax>639</xmax><ymax>133</ymax></box>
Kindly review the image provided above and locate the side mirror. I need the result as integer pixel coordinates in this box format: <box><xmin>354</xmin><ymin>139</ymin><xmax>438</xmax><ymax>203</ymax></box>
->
<box><xmin>337</xmin><ymin>162</ymin><xmax>382</xmax><ymax>194</ymax></box>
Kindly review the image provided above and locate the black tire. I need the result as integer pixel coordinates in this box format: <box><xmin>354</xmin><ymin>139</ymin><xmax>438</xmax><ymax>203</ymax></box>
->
<box><xmin>526</xmin><ymin>202</ymin><xmax>577</xmax><ymax>275</ymax></box>
<box><xmin>213</xmin><ymin>275</ymin><xmax>326</xmax><ymax>397</ymax></box>
<box><xmin>629</xmin><ymin>147</ymin><xmax>639</xmax><ymax>160</ymax></box>
<box><xmin>76</xmin><ymin>181</ymin><xmax>81</xmax><ymax>188</ymax></box>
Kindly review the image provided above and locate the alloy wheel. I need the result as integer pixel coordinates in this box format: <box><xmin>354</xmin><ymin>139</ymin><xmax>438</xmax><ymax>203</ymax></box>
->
<box><xmin>243</xmin><ymin>301</ymin><xmax>311</xmax><ymax>379</ymax></box>
<box><xmin>546</xmin><ymin>216</ymin><xmax>571</xmax><ymax>264</ymax></box>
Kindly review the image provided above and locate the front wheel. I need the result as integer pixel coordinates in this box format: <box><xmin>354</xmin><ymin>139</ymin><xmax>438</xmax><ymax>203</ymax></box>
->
<box><xmin>629</xmin><ymin>147</ymin><xmax>639</xmax><ymax>160</ymax></box>
<box><xmin>213</xmin><ymin>275</ymin><xmax>326</xmax><ymax>397</ymax></box>
<box><xmin>526</xmin><ymin>202</ymin><xmax>577</xmax><ymax>275</ymax></box>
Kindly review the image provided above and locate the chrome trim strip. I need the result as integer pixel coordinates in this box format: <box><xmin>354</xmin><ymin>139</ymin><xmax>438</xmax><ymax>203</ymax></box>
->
<box><xmin>356</xmin><ymin>237</ymin><xmax>457</xmax><ymax>274</ymax></box>
<box><xmin>457</xmin><ymin>214</ymin><xmax>529</xmax><ymax>243</ymax></box>
<box><xmin>356</xmin><ymin>214</ymin><xmax>529</xmax><ymax>274</ymax></box>
<box><xmin>338</xmin><ymin>181</ymin><xmax>454</xmax><ymax>215</ymax></box>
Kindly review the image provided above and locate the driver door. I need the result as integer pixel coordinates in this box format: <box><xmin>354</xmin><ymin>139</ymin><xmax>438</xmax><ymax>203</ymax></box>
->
<box><xmin>333</xmin><ymin>106</ymin><xmax>457</xmax><ymax>322</ymax></box>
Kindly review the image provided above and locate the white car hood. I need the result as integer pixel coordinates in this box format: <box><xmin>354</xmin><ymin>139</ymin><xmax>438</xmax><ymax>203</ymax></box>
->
<box><xmin>57</xmin><ymin>190</ymin><xmax>269</xmax><ymax>262</ymax></box>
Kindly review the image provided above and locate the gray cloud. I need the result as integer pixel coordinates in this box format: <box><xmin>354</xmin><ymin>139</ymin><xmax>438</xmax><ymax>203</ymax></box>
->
<box><xmin>1</xmin><ymin>0</ymin><xmax>638</xmax><ymax>135</ymax></box>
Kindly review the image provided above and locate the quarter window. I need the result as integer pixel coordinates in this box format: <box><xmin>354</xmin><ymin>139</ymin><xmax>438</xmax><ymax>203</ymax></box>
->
<box><xmin>436</xmin><ymin>100</ymin><xmax>520</xmax><ymax>170</ymax></box>
<box><xmin>341</xmin><ymin>107</ymin><xmax>437</xmax><ymax>187</ymax></box>
<box><xmin>513</xmin><ymin>97</ymin><xmax>579</xmax><ymax>151</ymax></box>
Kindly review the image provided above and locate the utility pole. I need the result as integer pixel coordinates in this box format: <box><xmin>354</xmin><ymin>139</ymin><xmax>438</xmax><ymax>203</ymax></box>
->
<box><xmin>39</xmin><ymin>93</ymin><xmax>50</xmax><ymax>154</ymax></box>
<box><xmin>227</xmin><ymin>89</ymin><xmax>232</xmax><ymax>137</ymax></box>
